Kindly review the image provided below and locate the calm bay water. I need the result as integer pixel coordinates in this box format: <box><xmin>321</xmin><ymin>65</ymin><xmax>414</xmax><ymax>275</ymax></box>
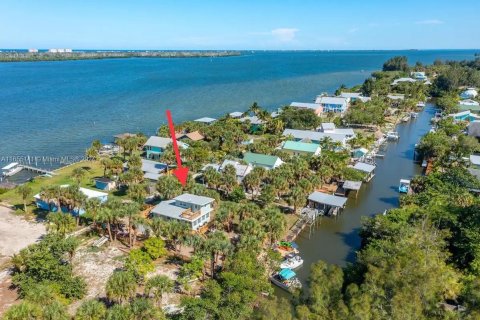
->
<box><xmin>0</xmin><ymin>50</ymin><xmax>477</xmax><ymax>169</ymax></box>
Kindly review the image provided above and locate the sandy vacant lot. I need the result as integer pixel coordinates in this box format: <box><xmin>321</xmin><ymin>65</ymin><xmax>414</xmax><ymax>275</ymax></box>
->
<box><xmin>0</xmin><ymin>206</ymin><xmax>46</xmax><ymax>264</ymax></box>
<box><xmin>0</xmin><ymin>206</ymin><xmax>47</xmax><ymax>315</ymax></box>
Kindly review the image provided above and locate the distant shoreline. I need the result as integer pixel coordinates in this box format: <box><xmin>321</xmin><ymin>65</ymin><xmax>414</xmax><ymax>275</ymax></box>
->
<box><xmin>0</xmin><ymin>50</ymin><xmax>242</xmax><ymax>62</ymax></box>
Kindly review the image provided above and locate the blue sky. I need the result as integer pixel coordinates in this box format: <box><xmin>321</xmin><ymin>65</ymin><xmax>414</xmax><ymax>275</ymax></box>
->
<box><xmin>1</xmin><ymin>0</ymin><xmax>479</xmax><ymax>50</ymax></box>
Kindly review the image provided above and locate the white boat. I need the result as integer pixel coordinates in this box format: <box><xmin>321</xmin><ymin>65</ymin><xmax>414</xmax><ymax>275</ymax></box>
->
<box><xmin>280</xmin><ymin>254</ymin><xmax>304</xmax><ymax>269</ymax></box>
<box><xmin>417</xmin><ymin>102</ymin><xmax>426</xmax><ymax>108</ymax></box>
<box><xmin>270</xmin><ymin>268</ymin><xmax>302</xmax><ymax>293</ymax></box>
<box><xmin>410</xmin><ymin>112</ymin><xmax>418</xmax><ymax>118</ymax></box>
<box><xmin>386</xmin><ymin>131</ymin><xmax>399</xmax><ymax>141</ymax></box>
<box><xmin>399</xmin><ymin>179</ymin><xmax>411</xmax><ymax>194</ymax></box>
<box><xmin>1</xmin><ymin>163</ymin><xmax>22</xmax><ymax>177</ymax></box>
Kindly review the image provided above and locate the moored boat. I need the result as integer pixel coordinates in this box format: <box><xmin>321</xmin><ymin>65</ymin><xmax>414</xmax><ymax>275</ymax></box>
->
<box><xmin>398</xmin><ymin>179</ymin><xmax>411</xmax><ymax>194</ymax></box>
<box><xmin>270</xmin><ymin>268</ymin><xmax>302</xmax><ymax>292</ymax></box>
<box><xmin>280</xmin><ymin>254</ymin><xmax>304</xmax><ymax>269</ymax></box>
<box><xmin>386</xmin><ymin>131</ymin><xmax>400</xmax><ymax>141</ymax></box>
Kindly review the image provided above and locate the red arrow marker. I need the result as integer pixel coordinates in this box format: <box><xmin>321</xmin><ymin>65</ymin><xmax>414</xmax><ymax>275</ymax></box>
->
<box><xmin>166</xmin><ymin>109</ymin><xmax>189</xmax><ymax>186</ymax></box>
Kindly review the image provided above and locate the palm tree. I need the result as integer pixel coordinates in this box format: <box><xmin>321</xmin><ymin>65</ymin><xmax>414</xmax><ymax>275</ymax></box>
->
<box><xmin>127</xmin><ymin>153</ymin><xmax>142</xmax><ymax>169</ymax></box>
<box><xmin>106</xmin><ymin>271</ymin><xmax>137</xmax><ymax>305</ymax></box>
<box><xmin>288</xmin><ymin>186</ymin><xmax>307</xmax><ymax>214</ymax></box>
<box><xmin>248</xmin><ymin>102</ymin><xmax>260</xmax><ymax>116</ymax></box>
<box><xmin>15</xmin><ymin>184</ymin><xmax>32</xmax><ymax>213</ymax></box>
<box><xmin>164</xmin><ymin>220</ymin><xmax>190</xmax><ymax>252</ymax></box>
<box><xmin>144</xmin><ymin>275</ymin><xmax>174</xmax><ymax>306</ymax></box>
<box><xmin>85</xmin><ymin>198</ymin><xmax>102</xmax><ymax>230</ymax></box>
<box><xmin>71</xmin><ymin>167</ymin><xmax>87</xmax><ymax>185</ymax></box>
<box><xmin>2</xmin><ymin>302</ymin><xmax>42</xmax><ymax>320</ymax></box>
<box><xmin>75</xmin><ymin>299</ymin><xmax>107</xmax><ymax>320</ymax></box>
<box><xmin>129</xmin><ymin>298</ymin><xmax>164</xmax><ymax>320</ymax></box>
<box><xmin>127</xmin><ymin>183</ymin><xmax>147</xmax><ymax>204</ymax></box>
<box><xmin>149</xmin><ymin>218</ymin><xmax>166</xmax><ymax>238</ymax></box>
<box><xmin>263</xmin><ymin>207</ymin><xmax>287</xmax><ymax>245</ymax></box>
<box><xmin>42</xmin><ymin>301</ymin><xmax>69</xmax><ymax>320</ymax></box>
<box><xmin>202</xmin><ymin>231</ymin><xmax>231</xmax><ymax>279</ymax></box>
<box><xmin>97</xmin><ymin>206</ymin><xmax>114</xmax><ymax>241</ymax></box>
<box><xmin>156</xmin><ymin>175</ymin><xmax>183</xmax><ymax>200</ymax></box>
<box><xmin>121</xmin><ymin>202</ymin><xmax>141</xmax><ymax>247</ymax></box>
<box><xmin>47</xmin><ymin>212</ymin><xmax>76</xmax><ymax>237</ymax></box>
<box><xmin>100</xmin><ymin>158</ymin><xmax>112</xmax><ymax>177</ymax></box>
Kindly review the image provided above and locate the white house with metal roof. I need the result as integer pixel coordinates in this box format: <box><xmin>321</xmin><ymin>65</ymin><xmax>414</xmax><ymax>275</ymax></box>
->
<box><xmin>141</xmin><ymin>159</ymin><xmax>168</xmax><ymax>181</ymax></box>
<box><xmin>338</xmin><ymin>92</ymin><xmax>372</xmax><ymax>103</ymax></box>
<box><xmin>151</xmin><ymin>193</ymin><xmax>215</xmax><ymax>230</ymax></box>
<box><xmin>314</xmin><ymin>96</ymin><xmax>349</xmax><ymax>113</ymax></box>
<box><xmin>282</xmin><ymin>129</ymin><xmax>349</xmax><ymax>147</ymax></box>
<box><xmin>460</xmin><ymin>88</ymin><xmax>478</xmax><ymax>100</ymax></box>
<box><xmin>318</xmin><ymin>123</ymin><xmax>355</xmax><ymax>139</ymax></box>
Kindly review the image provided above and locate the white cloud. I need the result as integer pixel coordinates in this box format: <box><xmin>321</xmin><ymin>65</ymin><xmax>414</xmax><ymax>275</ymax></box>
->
<box><xmin>271</xmin><ymin>28</ymin><xmax>299</xmax><ymax>42</ymax></box>
<box><xmin>415</xmin><ymin>19</ymin><xmax>444</xmax><ymax>25</ymax></box>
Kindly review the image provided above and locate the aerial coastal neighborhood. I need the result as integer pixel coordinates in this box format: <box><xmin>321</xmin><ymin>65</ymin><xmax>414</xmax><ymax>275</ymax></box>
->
<box><xmin>1</xmin><ymin>52</ymin><xmax>480</xmax><ymax>318</ymax></box>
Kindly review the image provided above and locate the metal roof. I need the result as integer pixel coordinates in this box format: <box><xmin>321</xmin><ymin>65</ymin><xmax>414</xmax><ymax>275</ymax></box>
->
<box><xmin>470</xmin><ymin>155</ymin><xmax>480</xmax><ymax>166</ymax></box>
<box><xmin>282</xmin><ymin>129</ymin><xmax>347</xmax><ymax>143</ymax></box>
<box><xmin>194</xmin><ymin>117</ymin><xmax>217</xmax><ymax>124</ymax></box>
<box><xmin>343</xmin><ymin>180</ymin><xmax>362</xmax><ymax>191</ymax></box>
<box><xmin>2</xmin><ymin>162</ymin><xmax>19</xmax><ymax>170</ymax></box>
<box><xmin>315</xmin><ymin>96</ymin><xmax>348</xmax><ymax>106</ymax></box>
<box><xmin>290</xmin><ymin>102</ymin><xmax>321</xmax><ymax>110</ymax></box>
<box><xmin>353</xmin><ymin>162</ymin><xmax>376</xmax><ymax>173</ymax></box>
<box><xmin>229</xmin><ymin>111</ymin><xmax>244</xmax><ymax>118</ymax></box>
<box><xmin>142</xmin><ymin>159</ymin><xmax>167</xmax><ymax>174</ymax></box>
<box><xmin>174</xmin><ymin>193</ymin><xmax>215</xmax><ymax>206</ymax></box>
<box><xmin>282</xmin><ymin>141</ymin><xmax>320</xmax><ymax>153</ymax></box>
<box><xmin>243</xmin><ymin>152</ymin><xmax>281</xmax><ymax>167</ymax></box>
<box><xmin>144</xmin><ymin>136</ymin><xmax>172</xmax><ymax>149</ymax></box>
<box><xmin>308</xmin><ymin>192</ymin><xmax>348</xmax><ymax>208</ymax></box>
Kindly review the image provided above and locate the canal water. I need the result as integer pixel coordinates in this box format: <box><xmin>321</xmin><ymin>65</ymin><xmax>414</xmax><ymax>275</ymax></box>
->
<box><xmin>294</xmin><ymin>104</ymin><xmax>436</xmax><ymax>283</ymax></box>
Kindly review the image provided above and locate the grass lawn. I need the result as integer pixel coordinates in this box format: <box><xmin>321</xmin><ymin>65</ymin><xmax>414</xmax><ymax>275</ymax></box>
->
<box><xmin>0</xmin><ymin>160</ymin><xmax>108</xmax><ymax>210</ymax></box>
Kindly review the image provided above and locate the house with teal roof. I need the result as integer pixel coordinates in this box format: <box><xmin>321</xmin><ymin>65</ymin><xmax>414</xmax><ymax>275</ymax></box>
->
<box><xmin>144</xmin><ymin>136</ymin><xmax>188</xmax><ymax>160</ymax></box>
<box><xmin>281</xmin><ymin>141</ymin><xmax>321</xmax><ymax>156</ymax></box>
<box><xmin>243</xmin><ymin>152</ymin><xmax>283</xmax><ymax>170</ymax></box>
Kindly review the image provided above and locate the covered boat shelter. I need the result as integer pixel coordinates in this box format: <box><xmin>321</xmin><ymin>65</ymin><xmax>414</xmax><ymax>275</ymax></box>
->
<box><xmin>307</xmin><ymin>191</ymin><xmax>348</xmax><ymax>216</ymax></box>
<box><xmin>335</xmin><ymin>180</ymin><xmax>362</xmax><ymax>198</ymax></box>
<box><xmin>353</xmin><ymin>162</ymin><xmax>376</xmax><ymax>182</ymax></box>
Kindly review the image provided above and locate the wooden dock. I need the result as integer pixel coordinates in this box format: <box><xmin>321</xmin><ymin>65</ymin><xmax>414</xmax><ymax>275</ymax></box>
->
<box><xmin>19</xmin><ymin>164</ymin><xmax>56</xmax><ymax>176</ymax></box>
<box><xmin>285</xmin><ymin>209</ymin><xmax>322</xmax><ymax>241</ymax></box>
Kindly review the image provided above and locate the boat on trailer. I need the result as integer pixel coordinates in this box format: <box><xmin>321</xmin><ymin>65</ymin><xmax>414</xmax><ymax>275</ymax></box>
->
<box><xmin>1</xmin><ymin>163</ymin><xmax>22</xmax><ymax>177</ymax></box>
<box><xmin>280</xmin><ymin>254</ymin><xmax>304</xmax><ymax>270</ymax></box>
<box><xmin>270</xmin><ymin>268</ymin><xmax>302</xmax><ymax>293</ymax></box>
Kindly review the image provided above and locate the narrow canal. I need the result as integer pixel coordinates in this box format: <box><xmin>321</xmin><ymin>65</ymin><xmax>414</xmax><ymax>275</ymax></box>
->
<box><xmin>294</xmin><ymin>104</ymin><xmax>436</xmax><ymax>283</ymax></box>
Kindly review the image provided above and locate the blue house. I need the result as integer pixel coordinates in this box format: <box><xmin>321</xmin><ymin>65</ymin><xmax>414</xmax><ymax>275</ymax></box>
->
<box><xmin>144</xmin><ymin>136</ymin><xmax>187</xmax><ymax>160</ymax></box>
<box><xmin>34</xmin><ymin>185</ymin><xmax>108</xmax><ymax>215</ymax></box>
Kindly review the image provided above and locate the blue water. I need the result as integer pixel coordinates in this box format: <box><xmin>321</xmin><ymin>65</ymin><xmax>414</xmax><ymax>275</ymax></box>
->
<box><xmin>0</xmin><ymin>50</ymin><xmax>477</xmax><ymax>168</ymax></box>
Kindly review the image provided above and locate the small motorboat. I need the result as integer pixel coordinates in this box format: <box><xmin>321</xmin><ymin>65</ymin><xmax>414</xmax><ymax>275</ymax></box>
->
<box><xmin>410</xmin><ymin>112</ymin><xmax>418</xmax><ymax>118</ymax></box>
<box><xmin>417</xmin><ymin>102</ymin><xmax>426</xmax><ymax>108</ymax></box>
<box><xmin>386</xmin><ymin>131</ymin><xmax>400</xmax><ymax>141</ymax></box>
<box><xmin>398</xmin><ymin>179</ymin><xmax>411</xmax><ymax>194</ymax></box>
<box><xmin>270</xmin><ymin>268</ymin><xmax>302</xmax><ymax>293</ymax></box>
<box><xmin>280</xmin><ymin>254</ymin><xmax>304</xmax><ymax>270</ymax></box>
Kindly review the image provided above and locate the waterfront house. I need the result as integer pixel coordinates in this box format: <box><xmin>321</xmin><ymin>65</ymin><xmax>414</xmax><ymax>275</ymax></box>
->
<box><xmin>150</xmin><ymin>193</ymin><xmax>214</xmax><ymax>231</ymax></box>
<box><xmin>352</xmin><ymin>162</ymin><xmax>376</xmax><ymax>182</ymax></box>
<box><xmin>338</xmin><ymin>92</ymin><xmax>371</xmax><ymax>103</ymax></box>
<box><xmin>144</xmin><ymin>136</ymin><xmax>187</xmax><ymax>160</ymax></box>
<box><xmin>282</xmin><ymin>129</ymin><xmax>349</xmax><ymax>147</ymax></box>
<box><xmin>229</xmin><ymin>111</ymin><xmax>244</xmax><ymax>118</ymax></box>
<box><xmin>281</xmin><ymin>141</ymin><xmax>321</xmax><ymax>156</ymax></box>
<box><xmin>289</xmin><ymin>102</ymin><xmax>323</xmax><ymax>115</ymax></box>
<box><xmin>194</xmin><ymin>117</ymin><xmax>217</xmax><ymax>125</ymax></box>
<box><xmin>94</xmin><ymin>177</ymin><xmax>116</xmax><ymax>191</ymax></box>
<box><xmin>458</xmin><ymin>99</ymin><xmax>480</xmax><ymax>113</ymax></box>
<box><xmin>314</xmin><ymin>96</ymin><xmax>349</xmax><ymax>113</ymax></box>
<box><xmin>307</xmin><ymin>191</ymin><xmax>348</xmax><ymax>216</ymax></box>
<box><xmin>460</xmin><ymin>88</ymin><xmax>478</xmax><ymax>100</ymax></box>
<box><xmin>175</xmin><ymin>131</ymin><xmax>205</xmax><ymax>142</ymax></box>
<box><xmin>34</xmin><ymin>185</ymin><xmax>108</xmax><ymax>215</ymax></box>
<box><xmin>243</xmin><ymin>152</ymin><xmax>283</xmax><ymax>170</ymax></box>
<box><xmin>141</xmin><ymin>159</ymin><xmax>168</xmax><ymax>182</ymax></box>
